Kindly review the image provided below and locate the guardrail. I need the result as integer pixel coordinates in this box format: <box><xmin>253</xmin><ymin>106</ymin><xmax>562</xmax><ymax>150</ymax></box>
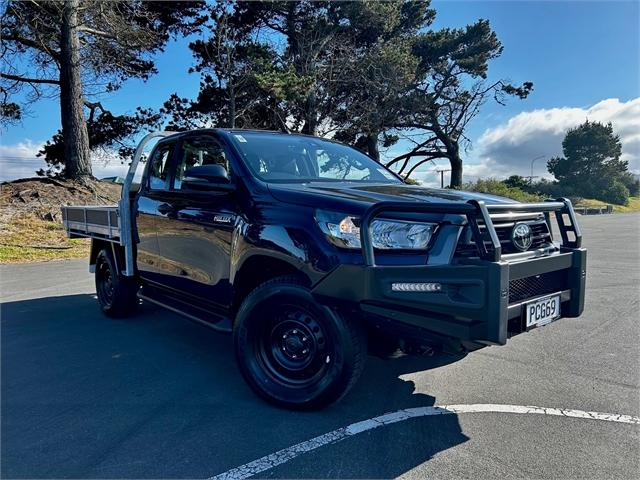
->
<box><xmin>574</xmin><ymin>205</ymin><xmax>613</xmax><ymax>215</ymax></box>
<box><xmin>359</xmin><ymin>198</ymin><xmax>581</xmax><ymax>266</ymax></box>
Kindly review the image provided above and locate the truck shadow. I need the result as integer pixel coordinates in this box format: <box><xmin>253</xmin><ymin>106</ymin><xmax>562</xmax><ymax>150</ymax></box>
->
<box><xmin>2</xmin><ymin>293</ymin><xmax>468</xmax><ymax>479</ymax></box>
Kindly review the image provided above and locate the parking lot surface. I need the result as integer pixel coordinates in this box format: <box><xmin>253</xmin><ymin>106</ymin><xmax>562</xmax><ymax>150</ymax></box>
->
<box><xmin>2</xmin><ymin>213</ymin><xmax>639</xmax><ymax>479</ymax></box>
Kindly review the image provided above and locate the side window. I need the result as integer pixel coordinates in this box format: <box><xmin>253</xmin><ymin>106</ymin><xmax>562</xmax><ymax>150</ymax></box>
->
<box><xmin>174</xmin><ymin>136</ymin><xmax>229</xmax><ymax>190</ymax></box>
<box><xmin>147</xmin><ymin>143</ymin><xmax>174</xmax><ymax>190</ymax></box>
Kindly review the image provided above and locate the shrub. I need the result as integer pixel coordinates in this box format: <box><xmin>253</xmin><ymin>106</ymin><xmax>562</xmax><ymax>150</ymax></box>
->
<box><xmin>529</xmin><ymin>179</ymin><xmax>570</xmax><ymax>198</ymax></box>
<box><xmin>463</xmin><ymin>179</ymin><xmax>542</xmax><ymax>203</ymax></box>
<box><xmin>601</xmin><ymin>180</ymin><xmax>630</xmax><ymax>205</ymax></box>
<box><xmin>620</xmin><ymin>172</ymin><xmax>640</xmax><ymax>197</ymax></box>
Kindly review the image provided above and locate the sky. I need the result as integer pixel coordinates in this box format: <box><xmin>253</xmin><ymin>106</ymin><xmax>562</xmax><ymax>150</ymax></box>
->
<box><xmin>1</xmin><ymin>0</ymin><xmax>639</xmax><ymax>185</ymax></box>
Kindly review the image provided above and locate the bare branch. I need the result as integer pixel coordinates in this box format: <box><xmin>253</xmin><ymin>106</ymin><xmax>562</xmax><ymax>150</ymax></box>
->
<box><xmin>1</xmin><ymin>34</ymin><xmax>61</xmax><ymax>60</ymax></box>
<box><xmin>77</xmin><ymin>26</ymin><xmax>117</xmax><ymax>40</ymax></box>
<box><xmin>1</xmin><ymin>73</ymin><xmax>59</xmax><ymax>85</ymax></box>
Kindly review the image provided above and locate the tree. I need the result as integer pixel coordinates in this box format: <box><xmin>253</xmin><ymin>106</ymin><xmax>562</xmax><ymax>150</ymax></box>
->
<box><xmin>231</xmin><ymin>2</ymin><xmax>532</xmax><ymax>187</ymax></box>
<box><xmin>149</xmin><ymin>1</ymin><xmax>528</xmax><ymax>189</ymax></box>
<box><xmin>547</xmin><ymin>120</ymin><xmax>631</xmax><ymax>203</ymax></box>
<box><xmin>37</xmin><ymin>103</ymin><xmax>163</xmax><ymax>176</ymax></box>
<box><xmin>503</xmin><ymin>175</ymin><xmax>530</xmax><ymax>190</ymax></box>
<box><xmin>1</xmin><ymin>1</ymin><xmax>201</xmax><ymax>180</ymax></box>
<box><xmin>381</xmin><ymin>21</ymin><xmax>532</xmax><ymax>187</ymax></box>
<box><xmin>158</xmin><ymin>1</ymin><xmax>286</xmax><ymax>132</ymax></box>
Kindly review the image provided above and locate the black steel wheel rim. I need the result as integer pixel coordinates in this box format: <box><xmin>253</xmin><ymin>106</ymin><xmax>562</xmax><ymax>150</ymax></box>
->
<box><xmin>256</xmin><ymin>304</ymin><xmax>331</xmax><ymax>388</ymax></box>
<box><xmin>97</xmin><ymin>259</ymin><xmax>115</xmax><ymax>306</ymax></box>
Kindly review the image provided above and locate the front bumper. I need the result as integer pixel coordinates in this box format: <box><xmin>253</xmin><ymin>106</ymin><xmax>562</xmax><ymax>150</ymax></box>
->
<box><xmin>311</xmin><ymin>199</ymin><xmax>587</xmax><ymax>346</ymax></box>
<box><xmin>312</xmin><ymin>247</ymin><xmax>586</xmax><ymax>345</ymax></box>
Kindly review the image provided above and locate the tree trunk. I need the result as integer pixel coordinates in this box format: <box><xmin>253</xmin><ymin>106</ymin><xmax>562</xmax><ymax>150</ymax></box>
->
<box><xmin>448</xmin><ymin>144</ymin><xmax>463</xmax><ymax>188</ymax></box>
<box><xmin>228</xmin><ymin>83</ymin><xmax>236</xmax><ymax>128</ymax></box>
<box><xmin>366</xmin><ymin>133</ymin><xmax>380</xmax><ymax>161</ymax></box>
<box><xmin>59</xmin><ymin>0</ymin><xmax>91</xmax><ymax>180</ymax></box>
<box><xmin>301</xmin><ymin>91</ymin><xmax>317</xmax><ymax>135</ymax></box>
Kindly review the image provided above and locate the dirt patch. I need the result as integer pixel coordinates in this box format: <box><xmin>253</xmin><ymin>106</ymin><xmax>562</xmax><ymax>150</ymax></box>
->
<box><xmin>0</xmin><ymin>177</ymin><xmax>121</xmax><ymax>223</ymax></box>
<box><xmin>0</xmin><ymin>177</ymin><xmax>122</xmax><ymax>263</ymax></box>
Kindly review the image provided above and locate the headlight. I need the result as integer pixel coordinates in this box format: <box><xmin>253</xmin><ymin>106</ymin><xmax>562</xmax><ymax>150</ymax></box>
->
<box><xmin>315</xmin><ymin>210</ymin><xmax>438</xmax><ymax>250</ymax></box>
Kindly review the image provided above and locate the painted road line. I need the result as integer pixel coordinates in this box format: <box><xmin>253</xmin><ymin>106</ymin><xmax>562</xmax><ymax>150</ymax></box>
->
<box><xmin>210</xmin><ymin>403</ymin><xmax>640</xmax><ymax>480</ymax></box>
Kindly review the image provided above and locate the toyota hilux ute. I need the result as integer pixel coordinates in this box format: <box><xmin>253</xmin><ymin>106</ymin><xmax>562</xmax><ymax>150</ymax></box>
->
<box><xmin>62</xmin><ymin>129</ymin><xmax>587</xmax><ymax>410</ymax></box>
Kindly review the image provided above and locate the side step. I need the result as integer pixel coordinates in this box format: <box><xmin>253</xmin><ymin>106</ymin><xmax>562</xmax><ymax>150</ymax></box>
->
<box><xmin>138</xmin><ymin>284</ymin><xmax>232</xmax><ymax>333</ymax></box>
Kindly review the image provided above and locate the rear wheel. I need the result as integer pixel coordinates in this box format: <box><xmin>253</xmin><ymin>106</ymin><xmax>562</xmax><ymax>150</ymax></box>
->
<box><xmin>95</xmin><ymin>247</ymin><xmax>138</xmax><ymax>318</ymax></box>
<box><xmin>234</xmin><ymin>276</ymin><xmax>366</xmax><ymax>410</ymax></box>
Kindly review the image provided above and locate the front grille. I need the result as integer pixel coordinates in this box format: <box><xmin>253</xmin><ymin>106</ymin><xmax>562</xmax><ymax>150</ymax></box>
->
<box><xmin>508</xmin><ymin>270</ymin><xmax>567</xmax><ymax>303</ymax></box>
<box><xmin>455</xmin><ymin>214</ymin><xmax>553</xmax><ymax>257</ymax></box>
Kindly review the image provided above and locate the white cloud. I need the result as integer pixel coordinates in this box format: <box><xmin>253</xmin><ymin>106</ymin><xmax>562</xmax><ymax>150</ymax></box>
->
<box><xmin>0</xmin><ymin>140</ymin><xmax>130</xmax><ymax>182</ymax></box>
<box><xmin>471</xmin><ymin>97</ymin><xmax>640</xmax><ymax>181</ymax></box>
<box><xmin>0</xmin><ymin>140</ymin><xmax>47</xmax><ymax>181</ymax></box>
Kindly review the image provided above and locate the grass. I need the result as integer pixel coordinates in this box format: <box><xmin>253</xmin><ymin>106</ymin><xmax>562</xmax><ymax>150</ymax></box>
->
<box><xmin>0</xmin><ymin>214</ymin><xmax>89</xmax><ymax>263</ymax></box>
<box><xmin>576</xmin><ymin>196</ymin><xmax>640</xmax><ymax>213</ymax></box>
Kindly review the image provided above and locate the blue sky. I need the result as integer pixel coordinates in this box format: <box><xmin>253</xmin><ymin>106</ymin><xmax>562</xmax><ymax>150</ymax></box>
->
<box><xmin>1</xmin><ymin>1</ymin><xmax>639</xmax><ymax>183</ymax></box>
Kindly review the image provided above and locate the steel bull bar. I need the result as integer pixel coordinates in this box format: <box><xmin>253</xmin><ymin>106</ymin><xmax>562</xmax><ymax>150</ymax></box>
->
<box><xmin>312</xmin><ymin>198</ymin><xmax>586</xmax><ymax>346</ymax></box>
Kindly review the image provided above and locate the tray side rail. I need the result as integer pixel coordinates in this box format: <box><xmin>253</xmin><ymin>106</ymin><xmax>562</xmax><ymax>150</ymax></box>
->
<box><xmin>62</xmin><ymin>205</ymin><xmax>120</xmax><ymax>242</ymax></box>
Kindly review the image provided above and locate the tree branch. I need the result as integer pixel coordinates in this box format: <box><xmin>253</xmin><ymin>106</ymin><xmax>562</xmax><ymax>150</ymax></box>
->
<box><xmin>2</xmin><ymin>34</ymin><xmax>61</xmax><ymax>60</ymax></box>
<box><xmin>1</xmin><ymin>73</ymin><xmax>60</xmax><ymax>85</ymax></box>
<box><xmin>77</xmin><ymin>26</ymin><xmax>117</xmax><ymax>40</ymax></box>
<box><xmin>406</xmin><ymin>155</ymin><xmax>447</xmax><ymax>178</ymax></box>
<box><xmin>84</xmin><ymin>100</ymin><xmax>107</xmax><ymax>122</ymax></box>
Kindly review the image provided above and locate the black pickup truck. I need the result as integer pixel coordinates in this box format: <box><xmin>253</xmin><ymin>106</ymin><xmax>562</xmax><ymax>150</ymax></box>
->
<box><xmin>62</xmin><ymin>129</ymin><xmax>586</xmax><ymax>409</ymax></box>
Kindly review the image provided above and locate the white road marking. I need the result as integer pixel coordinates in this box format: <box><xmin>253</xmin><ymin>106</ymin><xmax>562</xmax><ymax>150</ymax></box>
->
<box><xmin>210</xmin><ymin>403</ymin><xmax>640</xmax><ymax>480</ymax></box>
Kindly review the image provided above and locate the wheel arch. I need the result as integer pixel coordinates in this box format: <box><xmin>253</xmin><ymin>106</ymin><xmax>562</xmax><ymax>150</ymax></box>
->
<box><xmin>90</xmin><ymin>240</ymin><xmax>126</xmax><ymax>275</ymax></box>
<box><xmin>232</xmin><ymin>254</ymin><xmax>311</xmax><ymax>312</ymax></box>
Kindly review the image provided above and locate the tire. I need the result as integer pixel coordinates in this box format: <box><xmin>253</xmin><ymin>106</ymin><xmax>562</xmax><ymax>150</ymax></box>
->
<box><xmin>233</xmin><ymin>276</ymin><xmax>366</xmax><ymax>410</ymax></box>
<box><xmin>95</xmin><ymin>247</ymin><xmax>139</xmax><ymax>318</ymax></box>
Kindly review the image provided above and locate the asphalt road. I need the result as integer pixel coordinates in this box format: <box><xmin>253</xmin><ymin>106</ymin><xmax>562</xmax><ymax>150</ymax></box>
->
<box><xmin>2</xmin><ymin>214</ymin><xmax>639</xmax><ymax>479</ymax></box>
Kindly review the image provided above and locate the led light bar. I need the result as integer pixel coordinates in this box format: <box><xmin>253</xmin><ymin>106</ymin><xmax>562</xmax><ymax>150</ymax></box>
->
<box><xmin>391</xmin><ymin>282</ymin><xmax>442</xmax><ymax>292</ymax></box>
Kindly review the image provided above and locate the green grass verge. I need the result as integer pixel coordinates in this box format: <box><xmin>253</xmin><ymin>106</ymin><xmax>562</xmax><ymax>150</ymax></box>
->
<box><xmin>577</xmin><ymin>196</ymin><xmax>640</xmax><ymax>213</ymax></box>
<box><xmin>0</xmin><ymin>214</ymin><xmax>89</xmax><ymax>263</ymax></box>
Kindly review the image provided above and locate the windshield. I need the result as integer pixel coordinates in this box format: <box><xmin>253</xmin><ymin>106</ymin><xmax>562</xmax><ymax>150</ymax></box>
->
<box><xmin>229</xmin><ymin>132</ymin><xmax>402</xmax><ymax>184</ymax></box>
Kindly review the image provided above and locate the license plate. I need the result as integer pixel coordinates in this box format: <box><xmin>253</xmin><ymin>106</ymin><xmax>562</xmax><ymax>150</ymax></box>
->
<box><xmin>525</xmin><ymin>293</ymin><xmax>561</xmax><ymax>328</ymax></box>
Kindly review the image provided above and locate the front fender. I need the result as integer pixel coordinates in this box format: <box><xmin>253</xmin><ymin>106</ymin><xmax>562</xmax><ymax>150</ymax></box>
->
<box><xmin>230</xmin><ymin>217</ymin><xmax>336</xmax><ymax>286</ymax></box>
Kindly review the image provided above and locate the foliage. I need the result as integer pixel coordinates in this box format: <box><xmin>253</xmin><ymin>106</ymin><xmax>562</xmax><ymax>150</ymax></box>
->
<box><xmin>403</xmin><ymin>177</ymin><xmax>421</xmax><ymax>185</ymax></box>
<box><xmin>37</xmin><ymin>106</ymin><xmax>162</xmax><ymax>175</ymax></box>
<box><xmin>144</xmin><ymin>0</ymin><xmax>528</xmax><ymax>188</ymax></box>
<box><xmin>386</xmin><ymin>22</ymin><xmax>532</xmax><ymax>187</ymax></box>
<box><xmin>1</xmin><ymin>0</ymin><xmax>203</xmax><ymax>177</ymax></box>
<box><xmin>503</xmin><ymin>175</ymin><xmax>530</xmax><ymax>190</ymax></box>
<box><xmin>547</xmin><ymin>121</ymin><xmax>631</xmax><ymax>203</ymax></box>
<box><xmin>600</xmin><ymin>180</ymin><xmax>630</xmax><ymax>205</ymax></box>
<box><xmin>463</xmin><ymin>179</ymin><xmax>543</xmax><ymax>203</ymax></box>
<box><xmin>5</xmin><ymin>1</ymin><xmax>530</xmax><ymax>185</ymax></box>
<box><xmin>521</xmin><ymin>178</ymin><xmax>569</xmax><ymax>199</ymax></box>
<box><xmin>620</xmin><ymin>172</ymin><xmax>640</xmax><ymax>196</ymax></box>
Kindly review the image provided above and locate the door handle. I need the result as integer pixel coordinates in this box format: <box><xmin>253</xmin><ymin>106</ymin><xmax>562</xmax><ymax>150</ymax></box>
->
<box><xmin>157</xmin><ymin>203</ymin><xmax>174</xmax><ymax>215</ymax></box>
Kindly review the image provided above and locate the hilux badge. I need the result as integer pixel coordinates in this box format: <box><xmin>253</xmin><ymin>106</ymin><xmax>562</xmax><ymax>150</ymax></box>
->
<box><xmin>511</xmin><ymin>222</ymin><xmax>533</xmax><ymax>251</ymax></box>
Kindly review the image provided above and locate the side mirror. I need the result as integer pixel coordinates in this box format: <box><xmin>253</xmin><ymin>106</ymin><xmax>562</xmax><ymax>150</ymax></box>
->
<box><xmin>182</xmin><ymin>164</ymin><xmax>232</xmax><ymax>190</ymax></box>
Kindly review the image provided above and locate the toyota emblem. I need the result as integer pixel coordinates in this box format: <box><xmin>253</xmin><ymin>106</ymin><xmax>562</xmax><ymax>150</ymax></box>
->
<box><xmin>511</xmin><ymin>223</ymin><xmax>533</xmax><ymax>251</ymax></box>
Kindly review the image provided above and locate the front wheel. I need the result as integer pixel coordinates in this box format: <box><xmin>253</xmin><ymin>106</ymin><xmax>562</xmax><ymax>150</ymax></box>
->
<box><xmin>95</xmin><ymin>247</ymin><xmax>138</xmax><ymax>318</ymax></box>
<box><xmin>234</xmin><ymin>276</ymin><xmax>366</xmax><ymax>410</ymax></box>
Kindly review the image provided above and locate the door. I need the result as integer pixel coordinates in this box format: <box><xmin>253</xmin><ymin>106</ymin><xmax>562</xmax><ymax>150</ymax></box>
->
<box><xmin>154</xmin><ymin>134</ymin><xmax>237</xmax><ymax>309</ymax></box>
<box><xmin>135</xmin><ymin>139</ymin><xmax>176</xmax><ymax>284</ymax></box>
